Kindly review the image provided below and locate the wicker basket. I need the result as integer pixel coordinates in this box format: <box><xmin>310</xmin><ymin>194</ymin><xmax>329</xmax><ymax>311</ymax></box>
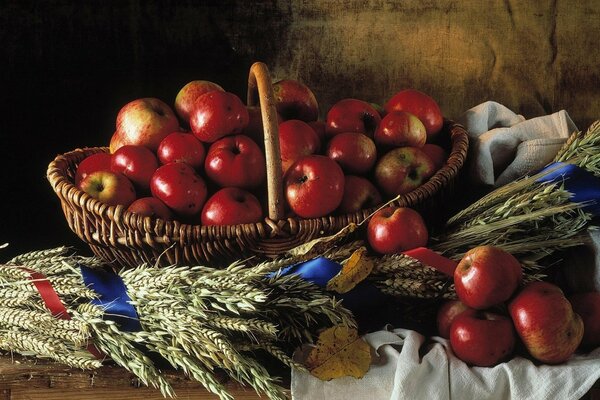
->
<box><xmin>47</xmin><ymin>62</ymin><xmax>469</xmax><ymax>268</ymax></box>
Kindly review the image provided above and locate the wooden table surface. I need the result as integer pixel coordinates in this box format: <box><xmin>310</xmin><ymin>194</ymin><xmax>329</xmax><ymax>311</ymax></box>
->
<box><xmin>0</xmin><ymin>355</ymin><xmax>270</xmax><ymax>400</ymax></box>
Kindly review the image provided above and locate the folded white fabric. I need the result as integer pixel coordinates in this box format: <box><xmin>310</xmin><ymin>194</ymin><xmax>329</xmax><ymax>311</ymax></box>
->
<box><xmin>458</xmin><ymin>101</ymin><xmax>577</xmax><ymax>187</ymax></box>
<box><xmin>292</xmin><ymin>328</ymin><xmax>600</xmax><ymax>400</ymax></box>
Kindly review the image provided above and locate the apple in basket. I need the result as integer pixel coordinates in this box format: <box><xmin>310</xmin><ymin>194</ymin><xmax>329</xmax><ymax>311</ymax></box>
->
<box><xmin>272</xmin><ymin>79</ymin><xmax>319</xmax><ymax>122</ymax></box>
<box><xmin>110</xmin><ymin>98</ymin><xmax>180</xmax><ymax>153</ymax></box>
<box><xmin>450</xmin><ymin>310</ymin><xmax>516</xmax><ymax>367</ymax></box>
<box><xmin>422</xmin><ymin>143</ymin><xmax>447</xmax><ymax>171</ymax></box>
<box><xmin>79</xmin><ymin>170</ymin><xmax>137</xmax><ymax>207</ymax></box>
<box><xmin>326</xmin><ymin>132</ymin><xmax>377</xmax><ymax>175</ymax></box>
<box><xmin>74</xmin><ymin>153</ymin><xmax>112</xmax><ymax>186</ymax></box>
<box><xmin>374</xmin><ymin>147</ymin><xmax>436</xmax><ymax>196</ymax></box>
<box><xmin>454</xmin><ymin>246</ymin><xmax>523</xmax><ymax>310</ymax></box>
<box><xmin>367</xmin><ymin>206</ymin><xmax>428</xmax><ymax>254</ymax></box>
<box><xmin>509</xmin><ymin>281</ymin><xmax>584</xmax><ymax>364</ymax></box>
<box><xmin>568</xmin><ymin>291</ymin><xmax>600</xmax><ymax>350</ymax></box>
<box><xmin>110</xmin><ymin>144</ymin><xmax>159</xmax><ymax>193</ymax></box>
<box><xmin>201</xmin><ymin>187</ymin><xmax>263</xmax><ymax>226</ymax></box>
<box><xmin>436</xmin><ymin>299</ymin><xmax>472</xmax><ymax>339</ymax></box>
<box><xmin>337</xmin><ymin>175</ymin><xmax>382</xmax><ymax>214</ymax></box>
<box><xmin>279</xmin><ymin>119</ymin><xmax>321</xmax><ymax>175</ymax></box>
<box><xmin>189</xmin><ymin>91</ymin><xmax>249</xmax><ymax>143</ymax></box>
<box><xmin>326</xmin><ymin>98</ymin><xmax>381</xmax><ymax>138</ymax></box>
<box><xmin>204</xmin><ymin>134</ymin><xmax>266</xmax><ymax>189</ymax></box>
<box><xmin>157</xmin><ymin>132</ymin><xmax>206</xmax><ymax>170</ymax></box>
<box><xmin>150</xmin><ymin>163</ymin><xmax>207</xmax><ymax>219</ymax></box>
<box><xmin>385</xmin><ymin>89</ymin><xmax>444</xmax><ymax>139</ymax></box>
<box><xmin>284</xmin><ymin>155</ymin><xmax>345</xmax><ymax>219</ymax></box>
<box><xmin>127</xmin><ymin>197</ymin><xmax>174</xmax><ymax>221</ymax></box>
<box><xmin>174</xmin><ymin>80</ymin><xmax>224</xmax><ymax>124</ymax></box>
<box><xmin>374</xmin><ymin>111</ymin><xmax>427</xmax><ymax>148</ymax></box>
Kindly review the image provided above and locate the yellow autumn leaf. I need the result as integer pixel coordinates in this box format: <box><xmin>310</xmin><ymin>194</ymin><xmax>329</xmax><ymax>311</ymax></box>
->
<box><xmin>326</xmin><ymin>247</ymin><xmax>374</xmax><ymax>294</ymax></box>
<box><xmin>287</xmin><ymin>223</ymin><xmax>357</xmax><ymax>258</ymax></box>
<box><xmin>304</xmin><ymin>325</ymin><xmax>372</xmax><ymax>381</ymax></box>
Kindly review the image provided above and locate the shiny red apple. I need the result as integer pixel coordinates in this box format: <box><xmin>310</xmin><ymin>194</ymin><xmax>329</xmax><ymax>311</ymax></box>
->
<box><xmin>284</xmin><ymin>155</ymin><xmax>345</xmax><ymax>218</ymax></box>
<box><xmin>374</xmin><ymin>147</ymin><xmax>436</xmax><ymax>196</ymax></box>
<box><xmin>79</xmin><ymin>170</ymin><xmax>137</xmax><ymax>207</ymax></box>
<box><xmin>326</xmin><ymin>98</ymin><xmax>381</xmax><ymax>138</ymax></box>
<box><xmin>509</xmin><ymin>281</ymin><xmax>584</xmax><ymax>364</ymax></box>
<box><xmin>450</xmin><ymin>310</ymin><xmax>516</xmax><ymax>367</ymax></box>
<box><xmin>110</xmin><ymin>145</ymin><xmax>159</xmax><ymax>192</ymax></box>
<box><xmin>436</xmin><ymin>299</ymin><xmax>472</xmax><ymax>339</ymax></box>
<box><xmin>127</xmin><ymin>197</ymin><xmax>174</xmax><ymax>221</ymax></box>
<box><xmin>374</xmin><ymin>111</ymin><xmax>426</xmax><ymax>148</ymax></box>
<box><xmin>337</xmin><ymin>175</ymin><xmax>382</xmax><ymax>214</ymax></box>
<box><xmin>204</xmin><ymin>134</ymin><xmax>266</xmax><ymax>189</ymax></box>
<box><xmin>150</xmin><ymin>163</ymin><xmax>207</xmax><ymax>219</ymax></box>
<box><xmin>367</xmin><ymin>206</ymin><xmax>428</xmax><ymax>254</ymax></box>
<box><xmin>110</xmin><ymin>98</ymin><xmax>180</xmax><ymax>153</ymax></box>
<box><xmin>279</xmin><ymin>120</ymin><xmax>321</xmax><ymax>174</ymax></box>
<box><xmin>273</xmin><ymin>79</ymin><xmax>319</xmax><ymax>122</ymax></box>
<box><xmin>189</xmin><ymin>91</ymin><xmax>249</xmax><ymax>143</ymax></box>
<box><xmin>326</xmin><ymin>132</ymin><xmax>377</xmax><ymax>175</ymax></box>
<box><xmin>568</xmin><ymin>291</ymin><xmax>600</xmax><ymax>350</ymax></box>
<box><xmin>75</xmin><ymin>153</ymin><xmax>112</xmax><ymax>186</ymax></box>
<box><xmin>385</xmin><ymin>89</ymin><xmax>444</xmax><ymax>139</ymax></box>
<box><xmin>157</xmin><ymin>132</ymin><xmax>206</xmax><ymax>170</ymax></box>
<box><xmin>174</xmin><ymin>80</ymin><xmax>224</xmax><ymax>123</ymax></box>
<box><xmin>454</xmin><ymin>246</ymin><xmax>523</xmax><ymax>310</ymax></box>
<box><xmin>201</xmin><ymin>187</ymin><xmax>263</xmax><ymax>226</ymax></box>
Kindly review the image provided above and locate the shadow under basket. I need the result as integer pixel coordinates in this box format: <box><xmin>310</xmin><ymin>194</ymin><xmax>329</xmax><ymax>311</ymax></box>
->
<box><xmin>47</xmin><ymin>62</ymin><xmax>469</xmax><ymax>268</ymax></box>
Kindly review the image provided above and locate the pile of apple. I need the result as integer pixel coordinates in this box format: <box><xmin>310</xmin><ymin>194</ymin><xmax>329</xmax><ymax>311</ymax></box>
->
<box><xmin>74</xmin><ymin>76</ymin><xmax>448</xmax><ymax>226</ymax></box>
<box><xmin>436</xmin><ymin>246</ymin><xmax>600</xmax><ymax>367</ymax></box>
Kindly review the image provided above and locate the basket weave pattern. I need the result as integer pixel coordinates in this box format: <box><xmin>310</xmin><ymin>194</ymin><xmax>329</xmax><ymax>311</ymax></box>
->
<box><xmin>47</xmin><ymin>63</ymin><xmax>469</xmax><ymax>268</ymax></box>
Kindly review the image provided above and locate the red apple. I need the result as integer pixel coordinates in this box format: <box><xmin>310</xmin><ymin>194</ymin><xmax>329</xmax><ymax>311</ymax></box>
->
<box><xmin>509</xmin><ymin>281</ymin><xmax>584</xmax><ymax>364</ymax></box>
<box><xmin>568</xmin><ymin>292</ymin><xmax>600</xmax><ymax>350</ymax></box>
<box><xmin>326</xmin><ymin>132</ymin><xmax>377</xmax><ymax>175</ymax></box>
<box><xmin>436</xmin><ymin>299</ymin><xmax>472</xmax><ymax>339</ymax></box>
<box><xmin>422</xmin><ymin>143</ymin><xmax>447</xmax><ymax>171</ymax></box>
<box><xmin>189</xmin><ymin>91</ymin><xmax>249</xmax><ymax>143</ymax></box>
<box><xmin>150</xmin><ymin>163</ymin><xmax>207</xmax><ymax>219</ymax></box>
<box><xmin>110</xmin><ymin>98</ymin><xmax>180</xmax><ymax>153</ymax></box>
<box><xmin>450</xmin><ymin>311</ymin><xmax>516</xmax><ymax>367</ymax></box>
<box><xmin>110</xmin><ymin>145</ymin><xmax>159</xmax><ymax>192</ymax></box>
<box><xmin>79</xmin><ymin>170</ymin><xmax>136</xmax><ymax>207</ymax></box>
<box><xmin>75</xmin><ymin>153</ymin><xmax>112</xmax><ymax>186</ymax></box>
<box><xmin>337</xmin><ymin>175</ymin><xmax>382</xmax><ymax>214</ymax></box>
<box><xmin>273</xmin><ymin>79</ymin><xmax>319</xmax><ymax>122</ymax></box>
<box><xmin>201</xmin><ymin>187</ymin><xmax>263</xmax><ymax>226</ymax></box>
<box><xmin>127</xmin><ymin>197</ymin><xmax>174</xmax><ymax>221</ymax></box>
<box><xmin>279</xmin><ymin>120</ymin><xmax>321</xmax><ymax>174</ymax></box>
<box><xmin>374</xmin><ymin>147</ymin><xmax>436</xmax><ymax>196</ymax></box>
<box><xmin>284</xmin><ymin>155</ymin><xmax>345</xmax><ymax>218</ymax></box>
<box><xmin>204</xmin><ymin>135</ymin><xmax>266</xmax><ymax>189</ymax></box>
<box><xmin>157</xmin><ymin>132</ymin><xmax>206</xmax><ymax>170</ymax></box>
<box><xmin>454</xmin><ymin>246</ymin><xmax>523</xmax><ymax>310</ymax></box>
<box><xmin>174</xmin><ymin>80</ymin><xmax>224</xmax><ymax>123</ymax></box>
<box><xmin>307</xmin><ymin>120</ymin><xmax>326</xmax><ymax>144</ymax></box>
<box><xmin>367</xmin><ymin>206</ymin><xmax>428</xmax><ymax>254</ymax></box>
<box><xmin>374</xmin><ymin>111</ymin><xmax>426</xmax><ymax>148</ymax></box>
<box><xmin>326</xmin><ymin>98</ymin><xmax>381</xmax><ymax>138</ymax></box>
<box><xmin>385</xmin><ymin>89</ymin><xmax>444</xmax><ymax>139</ymax></box>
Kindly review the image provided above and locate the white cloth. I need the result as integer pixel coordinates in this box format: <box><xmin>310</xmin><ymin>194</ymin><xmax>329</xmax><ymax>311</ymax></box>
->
<box><xmin>292</xmin><ymin>327</ymin><xmax>600</xmax><ymax>400</ymax></box>
<box><xmin>458</xmin><ymin>101</ymin><xmax>577</xmax><ymax>187</ymax></box>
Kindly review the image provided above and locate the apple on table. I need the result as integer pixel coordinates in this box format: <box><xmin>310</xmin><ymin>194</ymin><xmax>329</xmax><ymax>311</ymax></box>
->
<box><xmin>436</xmin><ymin>299</ymin><xmax>472</xmax><ymax>339</ymax></box>
<box><xmin>367</xmin><ymin>206</ymin><xmax>428</xmax><ymax>254</ymax></box>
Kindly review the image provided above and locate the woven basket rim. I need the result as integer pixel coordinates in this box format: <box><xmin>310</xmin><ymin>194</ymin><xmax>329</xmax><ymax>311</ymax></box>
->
<box><xmin>47</xmin><ymin>119</ymin><xmax>469</xmax><ymax>241</ymax></box>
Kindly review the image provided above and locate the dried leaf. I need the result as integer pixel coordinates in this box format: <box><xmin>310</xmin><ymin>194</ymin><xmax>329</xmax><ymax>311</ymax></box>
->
<box><xmin>326</xmin><ymin>247</ymin><xmax>374</xmax><ymax>294</ymax></box>
<box><xmin>304</xmin><ymin>325</ymin><xmax>372</xmax><ymax>381</ymax></box>
<box><xmin>287</xmin><ymin>223</ymin><xmax>357</xmax><ymax>258</ymax></box>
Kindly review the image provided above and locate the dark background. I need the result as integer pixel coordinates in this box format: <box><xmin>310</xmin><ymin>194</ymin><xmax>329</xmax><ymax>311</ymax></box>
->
<box><xmin>0</xmin><ymin>1</ymin><xmax>287</xmax><ymax>261</ymax></box>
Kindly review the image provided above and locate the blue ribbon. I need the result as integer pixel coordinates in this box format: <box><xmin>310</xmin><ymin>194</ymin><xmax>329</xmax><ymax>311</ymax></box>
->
<box><xmin>536</xmin><ymin>162</ymin><xmax>600</xmax><ymax>216</ymax></box>
<box><xmin>273</xmin><ymin>256</ymin><xmax>389</xmax><ymax>313</ymax></box>
<box><xmin>80</xmin><ymin>265</ymin><xmax>142</xmax><ymax>332</ymax></box>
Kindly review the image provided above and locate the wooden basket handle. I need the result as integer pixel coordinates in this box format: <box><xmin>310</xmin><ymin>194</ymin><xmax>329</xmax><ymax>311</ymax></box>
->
<box><xmin>247</xmin><ymin>62</ymin><xmax>285</xmax><ymax>221</ymax></box>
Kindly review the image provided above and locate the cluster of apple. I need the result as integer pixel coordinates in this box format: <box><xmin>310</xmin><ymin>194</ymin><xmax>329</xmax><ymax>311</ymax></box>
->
<box><xmin>74</xmin><ymin>75</ymin><xmax>448</xmax><ymax>226</ymax></box>
<box><xmin>436</xmin><ymin>246</ymin><xmax>600</xmax><ymax>367</ymax></box>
